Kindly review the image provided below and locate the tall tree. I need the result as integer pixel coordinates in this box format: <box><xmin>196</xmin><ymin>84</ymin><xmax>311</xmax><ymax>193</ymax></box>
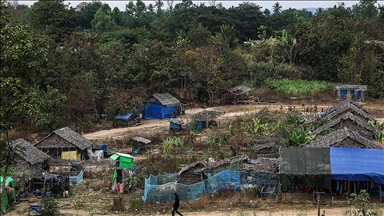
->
<box><xmin>26</xmin><ymin>0</ymin><xmax>77</xmax><ymax>43</ymax></box>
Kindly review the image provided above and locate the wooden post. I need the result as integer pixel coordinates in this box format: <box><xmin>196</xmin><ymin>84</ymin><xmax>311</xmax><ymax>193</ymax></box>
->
<box><xmin>354</xmin><ymin>182</ymin><xmax>356</xmax><ymax>194</ymax></box>
<box><xmin>380</xmin><ymin>185</ymin><xmax>382</xmax><ymax>203</ymax></box>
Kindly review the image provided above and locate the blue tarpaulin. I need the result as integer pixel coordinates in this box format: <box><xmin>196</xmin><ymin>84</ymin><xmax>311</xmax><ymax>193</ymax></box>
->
<box><xmin>330</xmin><ymin>147</ymin><xmax>384</xmax><ymax>184</ymax></box>
<box><xmin>115</xmin><ymin>113</ymin><xmax>133</xmax><ymax>121</ymax></box>
<box><xmin>143</xmin><ymin>102</ymin><xmax>176</xmax><ymax>120</ymax></box>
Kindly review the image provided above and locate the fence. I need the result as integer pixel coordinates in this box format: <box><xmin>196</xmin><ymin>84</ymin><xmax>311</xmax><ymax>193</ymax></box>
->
<box><xmin>142</xmin><ymin>171</ymin><xmax>278</xmax><ymax>203</ymax></box>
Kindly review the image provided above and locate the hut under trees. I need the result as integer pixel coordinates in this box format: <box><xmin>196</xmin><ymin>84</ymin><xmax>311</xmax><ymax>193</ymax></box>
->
<box><xmin>34</xmin><ymin>127</ymin><xmax>93</xmax><ymax>161</ymax></box>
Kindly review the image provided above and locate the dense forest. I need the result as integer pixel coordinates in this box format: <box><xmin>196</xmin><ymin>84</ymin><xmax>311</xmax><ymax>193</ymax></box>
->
<box><xmin>1</xmin><ymin>0</ymin><xmax>383</xmax><ymax>133</ymax></box>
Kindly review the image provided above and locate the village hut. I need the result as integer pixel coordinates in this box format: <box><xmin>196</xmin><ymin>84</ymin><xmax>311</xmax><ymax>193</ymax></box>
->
<box><xmin>222</xmin><ymin>85</ymin><xmax>252</xmax><ymax>104</ymax></box>
<box><xmin>239</xmin><ymin>157</ymin><xmax>279</xmax><ymax>173</ymax></box>
<box><xmin>177</xmin><ymin>161</ymin><xmax>208</xmax><ymax>185</ymax></box>
<box><xmin>11</xmin><ymin>138</ymin><xmax>51</xmax><ymax>168</ymax></box>
<box><xmin>324</xmin><ymin>99</ymin><xmax>368</xmax><ymax>115</ymax></box>
<box><xmin>143</xmin><ymin>93</ymin><xmax>181</xmax><ymax>119</ymax></box>
<box><xmin>307</xmin><ymin>127</ymin><xmax>384</xmax><ymax>149</ymax></box>
<box><xmin>34</xmin><ymin>127</ymin><xmax>93</xmax><ymax>160</ymax></box>
<box><xmin>336</xmin><ymin>84</ymin><xmax>367</xmax><ymax>100</ymax></box>
<box><xmin>312</xmin><ymin>112</ymin><xmax>380</xmax><ymax>139</ymax></box>
<box><xmin>324</xmin><ymin>101</ymin><xmax>374</xmax><ymax>123</ymax></box>
<box><xmin>131</xmin><ymin>136</ymin><xmax>151</xmax><ymax>154</ymax></box>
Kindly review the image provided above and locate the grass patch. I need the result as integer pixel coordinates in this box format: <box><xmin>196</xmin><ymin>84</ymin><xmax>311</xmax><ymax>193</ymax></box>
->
<box><xmin>264</xmin><ymin>79</ymin><xmax>336</xmax><ymax>96</ymax></box>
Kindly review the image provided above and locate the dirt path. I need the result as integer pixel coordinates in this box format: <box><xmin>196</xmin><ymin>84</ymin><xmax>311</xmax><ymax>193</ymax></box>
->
<box><xmin>83</xmin><ymin>102</ymin><xmax>383</xmax><ymax>142</ymax></box>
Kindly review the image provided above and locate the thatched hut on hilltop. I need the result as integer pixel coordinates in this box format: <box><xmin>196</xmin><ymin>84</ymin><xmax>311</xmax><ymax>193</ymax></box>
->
<box><xmin>307</xmin><ymin>127</ymin><xmax>383</xmax><ymax>149</ymax></box>
<box><xmin>312</xmin><ymin>112</ymin><xmax>380</xmax><ymax>139</ymax></box>
<box><xmin>35</xmin><ymin>127</ymin><xmax>93</xmax><ymax>160</ymax></box>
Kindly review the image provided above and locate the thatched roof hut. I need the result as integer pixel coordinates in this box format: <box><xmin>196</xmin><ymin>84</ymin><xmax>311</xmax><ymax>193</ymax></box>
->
<box><xmin>239</xmin><ymin>157</ymin><xmax>279</xmax><ymax>173</ymax></box>
<box><xmin>325</xmin><ymin>101</ymin><xmax>374</xmax><ymax>122</ymax></box>
<box><xmin>11</xmin><ymin>138</ymin><xmax>50</xmax><ymax>165</ymax></box>
<box><xmin>324</xmin><ymin>99</ymin><xmax>368</xmax><ymax>115</ymax></box>
<box><xmin>177</xmin><ymin>161</ymin><xmax>208</xmax><ymax>185</ymax></box>
<box><xmin>312</xmin><ymin>112</ymin><xmax>380</xmax><ymax>139</ymax></box>
<box><xmin>35</xmin><ymin>127</ymin><xmax>93</xmax><ymax>160</ymax></box>
<box><xmin>306</xmin><ymin>127</ymin><xmax>383</xmax><ymax>149</ymax></box>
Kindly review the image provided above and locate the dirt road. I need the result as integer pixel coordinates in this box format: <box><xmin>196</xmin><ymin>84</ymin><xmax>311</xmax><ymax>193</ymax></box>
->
<box><xmin>83</xmin><ymin>102</ymin><xmax>383</xmax><ymax>142</ymax></box>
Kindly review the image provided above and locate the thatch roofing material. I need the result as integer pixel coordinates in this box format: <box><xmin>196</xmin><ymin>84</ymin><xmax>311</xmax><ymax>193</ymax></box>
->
<box><xmin>179</xmin><ymin>155</ymin><xmax>278</xmax><ymax>175</ymax></box>
<box><xmin>335</xmin><ymin>85</ymin><xmax>367</xmax><ymax>91</ymax></box>
<box><xmin>312</xmin><ymin>112</ymin><xmax>380</xmax><ymax>137</ymax></box>
<box><xmin>131</xmin><ymin>136</ymin><xmax>151</xmax><ymax>144</ymax></box>
<box><xmin>240</xmin><ymin>157</ymin><xmax>278</xmax><ymax>173</ymax></box>
<box><xmin>325</xmin><ymin>102</ymin><xmax>374</xmax><ymax>122</ymax></box>
<box><xmin>227</xmin><ymin>85</ymin><xmax>251</xmax><ymax>95</ymax></box>
<box><xmin>324</xmin><ymin>99</ymin><xmax>368</xmax><ymax>115</ymax></box>
<box><xmin>306</xmin><ymin>127</ymin><xmax>383</xmax><ymax>149</ymax></box>
<box><xmin>152</xmin><ymin>93</ymin><xmax>180</xmax><ymax>107</ymax></box>
<box><xmin>11</xmin><ymin>138</ymin><xmax>51</xmax><ymax>165</ymax></box>
<box><xmin>178</xmin><ymin>161</ymin><xmax>208</xmax><ymax>175</ymax></box>
<box><xmin>36</xmin><ymin>127</ymin><xmax>93</xmax><ymax>150</ymax></box>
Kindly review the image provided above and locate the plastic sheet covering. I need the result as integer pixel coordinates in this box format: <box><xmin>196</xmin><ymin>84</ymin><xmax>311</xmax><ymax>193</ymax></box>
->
<box><xmin>115</xmin><ymin>113</ymin><xmax>133</xmax><ymax>121</ymax></box>
<box><xmin>143</xmin><ymin>102</ymin><xmax>176</xmax><ymax>119</ymax></box>
<box><xmin>142</xmin><ymin>171</ymin><xmax>277</xmax><ymax>203</ymax></box>
<box><xmin>330</xmin><ymin>147</ymin><xmax>384</xmax><ymax>184</ymax></box>
<box><xmin>279</xmin><ymin>147</ymin><xmax>331</xmax><ymax>188</ymax></box>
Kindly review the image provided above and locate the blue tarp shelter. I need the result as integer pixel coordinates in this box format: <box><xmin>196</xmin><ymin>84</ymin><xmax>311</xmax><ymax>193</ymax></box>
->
<box><xmin>279</xmin><ymin>147</ymin><xmax>384</xmax><ymax>187</ymax></box>
<box><xmin>330</xmin><ymin>147</ymin><xmax>384</xmax><ymax>184</ymax></box>
<box><xmin>115</xmin><ymin>113</ymin><xmax>133</xmax><ymax>121</ymax></box>
<box><xmin>143</xmin><ymin>93</ymin><xmax>180</xmax><ymax>120</ymax></box>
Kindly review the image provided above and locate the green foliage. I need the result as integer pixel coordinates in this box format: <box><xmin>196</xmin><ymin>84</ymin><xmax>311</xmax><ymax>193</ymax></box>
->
<box><xmin>125</xmin><ymin>173</ymin><xmax>142</xmax><ymax>193</ymax></box>
<box><xmin>242</xmin><ymin>118</ymin><xmax>271</xmax><ymax>138</ymax></box>
<box><xmin>345</xmin><ymin>190</ymin><xmax>380</xmax><ymax>216</ymax></box>
<box><xmin>289</xmin><ymin>126</ymin><xmax>314</xmax><ymax>147</ymax></box>
<box><xmin>206</xmin><ymin>133</ymin><xmax>230</xmax><ymax>146</ymax></box>
<box><xmin>368</xmin><ymin>120</ymin><xmax>384</xmax><ymax>143</ymax></box>
<box><xmin>40</xmin><ymin>196</ymin><xmax>59</xmax><ymax>216</ymax></box>
<box><xmin>264</xmin><ymin>79</ymin><xmax>336</xmax><ymax>96</ymax></box>
<box><xmin>162</xmin><ymin>137</ymin><xmax>182</xmax><ymax>157</ymax></box>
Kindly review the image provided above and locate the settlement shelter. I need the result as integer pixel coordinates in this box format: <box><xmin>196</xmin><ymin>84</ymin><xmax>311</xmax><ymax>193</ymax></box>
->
<box><xmin>11</xmin><ymin>138</ymin><xmax>51</xmax><ymax>172</ymax></box>
<box><xmin>143</xmin><ymin>93</ymin><xmax>180</xmax><ymax>119</ymax></box>
<box><xmin>131</xmin><ymin>137</ymin><xmax>151</xmax><ymax>154</ymax></box>
<box><xmin>35</xmin><ymin>127</ymin><xmax>93</xmax><ymax>160</ymax></box>
<box><xmin>336</xmin><ymin>85</ymin><xmax>367</xmax><ymax>101</ymax></box>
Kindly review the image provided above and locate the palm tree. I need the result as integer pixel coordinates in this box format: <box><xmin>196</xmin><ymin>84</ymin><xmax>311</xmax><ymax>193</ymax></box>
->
<box><xmin>154</xmin><ymin>0</ymin><xmax>163</xmax><ymax>16</ymax></box>
<box><xmin>272</xmin><ymin>2</ymin><xmax>282</xmax><ymax>15</ymax></box>
<box><xmin>215</xmin><ymin>24</ymin><xmax>239</xmax><ymax>49</ymax></box>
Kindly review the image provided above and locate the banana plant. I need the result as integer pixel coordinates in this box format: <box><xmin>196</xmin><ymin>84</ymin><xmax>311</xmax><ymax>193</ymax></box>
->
<box><xmin>289</xmin><ymin>126</ymin><xmax>314</xmax><ymax>147</ymax></box>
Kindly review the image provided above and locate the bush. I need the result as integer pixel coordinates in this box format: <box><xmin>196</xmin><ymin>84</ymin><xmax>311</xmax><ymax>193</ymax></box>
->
<box><xmin>40</xmin><ymin>196</ymin><xmax>59</xmax><ymax>216</ymax></box>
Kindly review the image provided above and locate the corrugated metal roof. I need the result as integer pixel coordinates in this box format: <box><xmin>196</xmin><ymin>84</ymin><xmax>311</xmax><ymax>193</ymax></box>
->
<box><xmin>115</xmin><ymin>113</ymin><xmax>133</xmax><ymax>121</ymax></box>
<box><xmin>131</xmin><ymin>136</ymin><xmax>151</xmax><ymax>144</ymax></box>
<box><xmin>336</xmin><ymin>85</ymin><xmax>367</xmax><ymax>91</ymax></box>
<box><xmin>152</xmin><ymin>93</ymin><xmax>180</xmax><ymax>107</ymax></box>
<box><xmin>228</xmin><ymin>85</ymin><xmax>251</xmax><ymax>95</ymax></box>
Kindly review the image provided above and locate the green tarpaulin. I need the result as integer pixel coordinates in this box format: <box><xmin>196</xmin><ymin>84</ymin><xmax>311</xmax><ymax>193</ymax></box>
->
<box><xmin>110</xmin><ymin>153</ymin><xmax>134</xmax><ymax>168</ymax></box>
<box><xmin>0</xmin><ymin>176</ymin><xmax>16</xmax><ymax>213</ymax></box>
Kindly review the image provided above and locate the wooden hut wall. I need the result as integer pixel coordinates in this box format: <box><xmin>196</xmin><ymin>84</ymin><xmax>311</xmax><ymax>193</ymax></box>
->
<box><xmin>41</xmin><ymin>147</ymin><xmax>78</xmax><ymax>159</ymax></box>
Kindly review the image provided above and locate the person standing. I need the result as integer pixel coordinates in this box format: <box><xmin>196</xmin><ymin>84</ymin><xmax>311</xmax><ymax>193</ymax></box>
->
<box><xmin>172</xmin><ymin>193</ymin><xmax>183</xmax><ymax>216</ymax></box>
